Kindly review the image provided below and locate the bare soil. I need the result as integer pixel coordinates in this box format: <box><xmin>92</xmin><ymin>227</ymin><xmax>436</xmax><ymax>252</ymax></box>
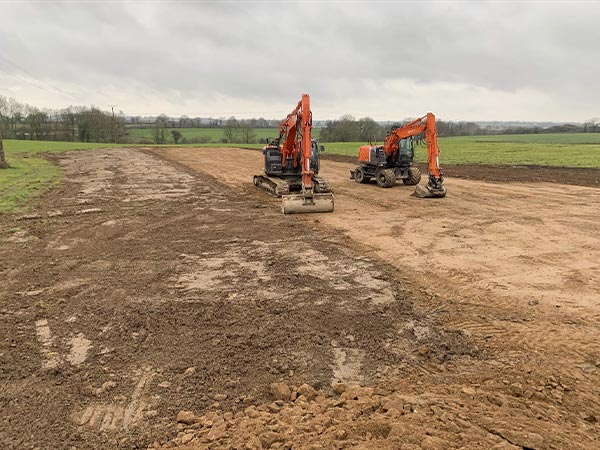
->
<box><xmin>155</xmin><ymin>146</ymin><xmax>600</xmax><ymax>449</ymax></box>
<box><xmin>1</xmin><ymin>146</ymin><xmax>598</xmax><ymax>449</ymax></box>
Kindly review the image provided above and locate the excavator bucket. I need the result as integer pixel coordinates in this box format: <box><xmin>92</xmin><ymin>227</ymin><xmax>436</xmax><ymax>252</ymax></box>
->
<box><xmin>413</xmin><ymin>183</ymin><xmax>447</xmax><ymax>198</ymax></box>
<box><xmin>281</xmin><ymin>192</ymin><xmax>334</xmax><ymax>214</ymax></box>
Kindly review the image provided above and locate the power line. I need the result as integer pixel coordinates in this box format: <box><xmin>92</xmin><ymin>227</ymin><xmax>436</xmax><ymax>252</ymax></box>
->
<box><xmin>0</xmin><ymin>54</ymin><xmax>71</xmax><ymax>95</ymax></box>
<box><xmin>0</xmin><ymin>53</ymin><xmax>87</xmax><ymax>104</ymax></box>
<box><xmin>0</xmin><ymin>65</ymin><xmax>50</xmax><ymax>92</ymax></box>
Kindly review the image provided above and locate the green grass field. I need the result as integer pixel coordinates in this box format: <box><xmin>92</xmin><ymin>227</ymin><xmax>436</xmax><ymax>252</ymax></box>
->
<box><xmin>0</xmin><ymin>140</ymin><xmax>122</xmax><ymax>212</ymax></box>
<box><xmin>3</xmin><ymin>140</ymin><xmax>122</xmax><ymax>154</ymax></box>
<box><xmin>127</xmin><ymin>127</ymin><xmax>274</xmax><ymax>143</ymax></box>
<box><xmin>124</xmin><ymin>129</ymin><xmax>600</xmax><ymax>167</ymax></box>
<box><xmin>321</xmin><ymin>135</ymin><xmax>600</xmax><ymax>168</ymax></box>
<box><xmin>473</xmin><ymin>133</ymin><xmax>600</xmax><ymax>144</ymax></box>
<box><xmin>0</xmin><ymin>154</ymin><xmax>61</xmax><ymax>212</ymax></box>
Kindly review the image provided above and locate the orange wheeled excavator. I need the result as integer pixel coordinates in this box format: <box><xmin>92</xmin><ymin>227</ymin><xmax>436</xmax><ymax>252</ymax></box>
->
<box><xmin>253</xmin><ymin>94</ymin><xmax>334</xmax><ymax>213</ymax></box>
<box><xmin>350</xmin><ymin>112</ymin><xmax>447</xmax><ymax>198</ymax></box>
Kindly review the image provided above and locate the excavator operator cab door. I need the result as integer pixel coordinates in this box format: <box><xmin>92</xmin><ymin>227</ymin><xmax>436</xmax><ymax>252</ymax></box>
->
<box><xmin>396</xmin><ymin>138</ymin><xmax>415</xmax><ymax>166</ymax></box>
<box><xmin>263</xmin><ymin>146</ymin><xmax>283</xmax><ymax>175</ymax></box>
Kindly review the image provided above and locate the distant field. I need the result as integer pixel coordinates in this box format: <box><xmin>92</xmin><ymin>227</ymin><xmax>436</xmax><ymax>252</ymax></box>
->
<box><xmin>474</xmin><ymin>133</ymin><xmax>600</xmax><ymax>144</ymax></box>
<box><xmin>123</xmin><ymin>130</ymin><xmax>600</xmax><ymax>167</ymax></box>
<box><xmin>320</xmin><ymin>134</ymin><xmax>600</xmax><ymax>168</ymax></box>
<box><xmin>126</xmin><ymin>127</ymin><xmax>321</xmax><ymax>143</ymax></box>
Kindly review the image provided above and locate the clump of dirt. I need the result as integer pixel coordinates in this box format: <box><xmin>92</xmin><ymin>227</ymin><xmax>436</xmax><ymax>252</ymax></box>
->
<box><xmin>158</xmin><ymin>376</ymin><xmax>587</xmax><ymax>450</ymax></box>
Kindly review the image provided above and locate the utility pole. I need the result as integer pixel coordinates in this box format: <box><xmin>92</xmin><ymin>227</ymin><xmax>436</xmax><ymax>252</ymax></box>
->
<box><xmin>108</xmin><ymin>104</ymin><xmax>117</xmax><ymax>143</ymax></box>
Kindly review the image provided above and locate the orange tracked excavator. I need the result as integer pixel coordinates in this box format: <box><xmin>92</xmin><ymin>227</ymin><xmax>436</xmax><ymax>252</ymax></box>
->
<box><xmin>253</xmin><ymin>94</ymin><xmax>334</xmax><ymax>213</ymax></box>
<box><xmin>350</xmin><ymin>113</ymin><xmax>447</xmax><ymax>198</ymax></box>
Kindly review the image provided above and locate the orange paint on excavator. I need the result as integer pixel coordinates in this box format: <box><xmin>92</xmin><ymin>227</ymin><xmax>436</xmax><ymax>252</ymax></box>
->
<box><xmin>351</xmin><ymin>112</ymin><xmax>446</xmax><ymax>197</ymax></box>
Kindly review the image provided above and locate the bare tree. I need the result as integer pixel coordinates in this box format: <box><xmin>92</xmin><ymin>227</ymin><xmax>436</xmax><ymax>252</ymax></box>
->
<box><xmin>239</xmin><ymin>124</ymin><xmax>256</xmax><ymax>144</ymax></box>
<box><xmin>222</xmin><ymin>116</ymin><xmax>240</xmax><ymax>143</ymax></box>
<box><xmin>0</xmin><ymin>131</ymin><xmax>8</xmax><ymax>169</ymax></box>
<box><xmin>179</xmin><ymin>115</ymin><xmax>189</xmax><ymax>128</ymax></box>
<box><xmin>357</xmin><ymin>117</ymin><xmax>382</xmax><ymax>142</ymax></box>
<box><xmin>8</xmin><ymin>97</ymin><xmax>23</xmax><ymax>136</ymax></box>
<box><xmin>171</xmin><ymin>129</ymin><xmax>182</xmax><ymax>144</ymax></box>
<box><xmin>153</xmin><ymin>114</ymin><xmax>168</xmax><ymax>144</ymax></box>
<box><xmin>0</xmin><ymin>95</ymin><xmax>8</xmax><ymax>117</ymax></box>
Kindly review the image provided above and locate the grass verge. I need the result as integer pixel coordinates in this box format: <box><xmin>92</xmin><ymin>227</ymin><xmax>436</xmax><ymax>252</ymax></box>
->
<box><xmin>0</xmin><ymin>155</ymin><xmax>62</xmax><ymax>212</ymax></box>
<box><xmin>0</xmin><ymin>141</ymin><xmax>121</xmax><ymax>213</ymax></box>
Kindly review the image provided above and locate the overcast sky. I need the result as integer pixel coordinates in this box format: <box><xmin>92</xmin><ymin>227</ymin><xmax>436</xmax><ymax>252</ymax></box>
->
<box><xmin>0</xmin><ymin>1</ymin><xmax>598</xmax><ymax>122</ymax></box>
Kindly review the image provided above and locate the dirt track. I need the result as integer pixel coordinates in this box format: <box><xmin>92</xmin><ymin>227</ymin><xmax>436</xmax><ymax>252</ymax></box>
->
<box><xmin>1</xmin><ymin>147</ymin><xmax>599</xmax><ymax>449</ymax></box>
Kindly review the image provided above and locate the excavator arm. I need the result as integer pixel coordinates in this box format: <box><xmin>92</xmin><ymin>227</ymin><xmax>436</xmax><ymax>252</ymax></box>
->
<box><xmin>276</xmin><ymin>95</ymin><xmax>314</xmax><ymax>191</ymax></box>
<box><xmin>299</xmin><ymin>94</ymin><xmax>314</xmax><ymax>192</ymax></box>
<box><xmin>384</xmin><ymin>113</ymin><xmax>446</xmax><ymax>197</ymax></box>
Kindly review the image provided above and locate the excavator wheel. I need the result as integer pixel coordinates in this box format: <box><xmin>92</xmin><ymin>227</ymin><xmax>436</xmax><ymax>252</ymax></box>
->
<box><xmin>354</xmin><ymin>167</ymin><xmax>370</xmax><ymax>184</ymax></box>
<box><xmin>376</xmin><ymin>169</ymin><xmax>395</xmax><ymax>188</ymax></box>
<box><xmin>403</xmin><ymin>167</ymin><xmax>422</xmax><ymax>186</ymax></box>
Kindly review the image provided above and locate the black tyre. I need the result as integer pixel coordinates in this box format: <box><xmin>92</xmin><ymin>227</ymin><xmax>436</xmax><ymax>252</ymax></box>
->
<box><xmin>354</xmin><ymin>167</ymin><xmax>368</xmax><ymax>184</ymax></box>
<box><xmin>376</xmin><ymin>169</ymin><xmax>395</xmax><ymax>188</ymax></box>
<box><xmin>403</xmin><ymin>166</ymin><xmax>422</xmax><ymax>185</ymax></box>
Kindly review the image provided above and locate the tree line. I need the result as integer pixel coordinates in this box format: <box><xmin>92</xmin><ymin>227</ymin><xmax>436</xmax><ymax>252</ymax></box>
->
<box><xmin>128</xmin><ymin>115</ymin><xmax>278</xmax><ymax>129</ymax></box>
<box><xmin>317</xmin><ymin>115</ymin><xmax>486</xmax><ymax>142</ymax></box>
<box><xmin>319</xmin><ymin>114</ymin><xmax>600</xmax><ymax>142</ymax></box>
<box><xmin>318</xmin><ymin>115</ymin><xmax>494</xmax><ymax>142</ymax></box>
<box><xmin>0</xmin><ymin>95</ymin><xmax>275</xmax><ymax>145</ymax></box>
<box><xmin>0</xmin><ymin>95</ymin><xmax>127</xmax><ymax>143</ymax></box>
<box><xmin>317</xmin><ymin>115</ymin><xmax>600</xmax><ymax>142</ymax></box>
<box><xmin>498</xmin><ymin>121</ymin><xmax>600</xmax><ymax>135</ymax></box>
<box><xmin>1</xmin><ymin>94</ymin><xmax>598</xmax><ymax>146</ymax></box>
<box><xmin>147</xmin><ymin>115</ymin><xmax>260</xmax><ymax>144</ymax></box>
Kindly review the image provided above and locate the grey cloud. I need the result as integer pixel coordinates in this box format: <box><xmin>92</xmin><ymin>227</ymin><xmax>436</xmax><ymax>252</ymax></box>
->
<box><xmin>0</xmin><ymin>1</ymin><xmax>598</xmax><ymax>120</ymax></box>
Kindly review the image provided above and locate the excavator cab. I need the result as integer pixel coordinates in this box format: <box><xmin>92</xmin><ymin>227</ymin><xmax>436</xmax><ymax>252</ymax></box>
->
<box><xmin>395</xmin><ymin>138</ymin><xmax>414</xmax><ymax>166</ymax></box>
<box><xmin>262</xmin><ymin>138</ymin><xmax>322</xmax><ymax>176</ymax></box>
